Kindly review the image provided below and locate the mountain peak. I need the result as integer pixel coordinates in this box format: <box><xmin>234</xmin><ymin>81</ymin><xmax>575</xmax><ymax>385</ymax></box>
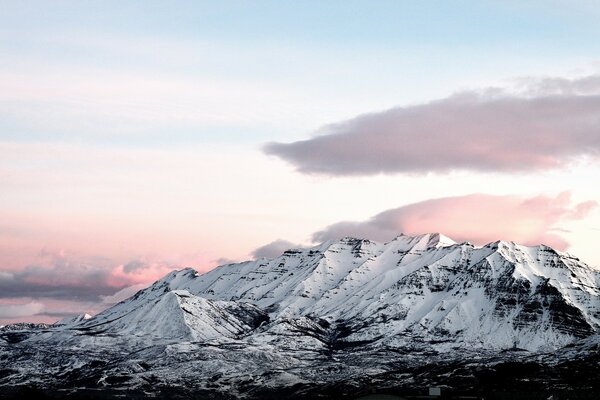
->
<box><xmin>157</xmin><ymin>267</ymin><xmax>198</xmax><ymax>284</ymax></box>
<box><xmin>388</xmin><ymin>232</ymin><xmax>457</xmax><ymax>250</ymax></box>
<box><xmin>9</xmin><ymin>233</ymin><xmax>600</xmax><ymax>398</ymax></box>
<box><xmin>54</xmin><ymin>312</ymin><xmax>93</xmax><ymax>327</ymax></box>
<box><xmin>106</xmin><ymin>233</ymin><xmax>599</xmax><ymax>352</ymax></box>
<box><xmin>421</xmin><ymin>232</ymin><xmax>456</xmax><ymax>247</ymax></box>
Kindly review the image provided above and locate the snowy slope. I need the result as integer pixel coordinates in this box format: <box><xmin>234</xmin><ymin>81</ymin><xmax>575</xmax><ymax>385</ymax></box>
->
<box><xmin>47</xmin><ymin>233</ymin><xmax>600</xmax><ymax>352</ymax></box>
<box><xmin>75</xmin><ymin>283</ymin><xmax>267</xmax><ymax>341</ymax></box>
<box><xmin>3</xmin><ymin>233</ymin><xmax>600</xmax><ymax>398</ymax></box>
<box><xmin>132</xmin><ymin>233</ymin><xmax>599</xmax><ymax>351</ymax></box>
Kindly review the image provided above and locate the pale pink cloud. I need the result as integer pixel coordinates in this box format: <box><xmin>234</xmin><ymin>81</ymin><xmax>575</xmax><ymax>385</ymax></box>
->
<box><xmin>110</xmin><ymin>258</ymin><xmax>185</xmax><ymax>286</ymax></box>
<box><xmin>265</xmin><ymin>74</ymin><xmax>600</xmax><ymax>175</ymax></box>
<box><xmin>312</xmin><ymin>192</ymin><xmax>598</xmax><ymax>250</ymax></box>
<box><xmin>0</xmin><ymin>204</ymin><xmax>237</xmax><ymax>273</ymax></box>
<box><xmin>251</xmin><ymin>239</ymin><xmax>305</xmax><ymax>259</ymax></box>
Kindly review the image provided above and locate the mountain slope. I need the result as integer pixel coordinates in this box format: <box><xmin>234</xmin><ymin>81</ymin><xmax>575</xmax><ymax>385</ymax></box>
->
<box><xmin>75</xmin><ymin>286</ymin><xmax>267</xmax><ymax>341</ymax></box>
<box><xmin>124</xmin><ymin>233</ymin><xmax>600</xmax><ymax>351</ymax></box>
<box><xmin>2</xmin><ymin>233</ymin><xmax>600</xmax><ymax>399</ymax></box>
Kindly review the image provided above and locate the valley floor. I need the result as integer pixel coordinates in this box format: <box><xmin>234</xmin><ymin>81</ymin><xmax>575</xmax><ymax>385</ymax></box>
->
<box><xmin>2</xmin><ymin>336</ymin><xmax>600</xmax><ymax>400</ymax></box>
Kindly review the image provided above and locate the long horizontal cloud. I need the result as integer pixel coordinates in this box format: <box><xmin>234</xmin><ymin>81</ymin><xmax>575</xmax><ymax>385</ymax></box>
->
<box><xmin>312</xmin><ymin>192</ymin><xmax>597</xmax><ymax>251</ymax></box>
<box><xmin>0</xmin><ymin>301</ymin><xmax>45</xmax><ymax>319</ymax></box>
<box><xmin>0</xmin><ymin>251</ymin><xmax>186</xmax><ymax>326</ymax></box>
<box><xmin>264</xmin><ymin>74</ymin><xmax>600</xmax><ymax>175</ymax></box>
<box><xmin>0</xmin><ymin>262</ymin><xmax>124</xmax><ymax>301</ymax></box>
<box><xmin>0</xmin><ymin>254</ymin><xmax>179</xmax><ymax>302</ymax></box>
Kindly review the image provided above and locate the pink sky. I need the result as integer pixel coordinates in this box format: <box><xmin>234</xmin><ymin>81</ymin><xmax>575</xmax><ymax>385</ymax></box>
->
<box><xmin>2</xmin><ymin>187</ymin><xmax>598</xmax><ymax>325</ymax></box>
<box><xmin>2</xmin><ymin>4</ymin><xmax>600</xmax><ymax>324</ymax></box>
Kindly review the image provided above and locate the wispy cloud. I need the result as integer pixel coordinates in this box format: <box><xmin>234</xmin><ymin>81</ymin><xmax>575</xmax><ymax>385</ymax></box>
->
<box><xmin>0</xmin><ymin>33</ymin><xmax>380</xmax><ymax>143</ymax></box>
<box><xmin>265</xmin><ymin>74</ymin><xmax>600</xmax><ymax>176</ymax></box>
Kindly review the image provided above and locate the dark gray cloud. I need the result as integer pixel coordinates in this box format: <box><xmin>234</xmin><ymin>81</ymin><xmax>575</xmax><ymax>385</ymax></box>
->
<box><xmin>251</xmin><ymin>239</ymin><xmax>304</xmax><ymax>259</ymax></box>
<box><xmin>0</xmin><ymin>252</ymin><xmax>169</xmax><ymax>303</ymax></box>
<box><xmin>0</xmin><ymin>254</ymin><xmax>182</xmax><ymax>324</ymax></box>
<box><xmin>0</xmin><ymin>262</ymin><xmax>126</xmax><ymax>301</ymax></box>
<box><xmin>264</xmin><ymin>74</ymin><xmax>600</xmax><ymax>176</ymax></box>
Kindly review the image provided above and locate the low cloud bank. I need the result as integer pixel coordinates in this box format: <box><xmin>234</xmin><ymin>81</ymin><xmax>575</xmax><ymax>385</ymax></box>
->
<box><xmin>312</xmin><ymin>192</ymin><xmax>597</xmax><ymax>250</ymax></box>
<box><xmin>252</xmin><ymin>192</ymin><xmax>597</xmax><ymax>257</ymax></box>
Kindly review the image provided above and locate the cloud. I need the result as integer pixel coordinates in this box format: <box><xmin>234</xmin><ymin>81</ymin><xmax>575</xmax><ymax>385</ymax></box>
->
<box><xmin>0</xmin><ymin>252</ymin><xmax>177</xmax><ymax>302</ymax></box>
<box><xmin>312</xmin><ymin>192</ymin><xmax>597</xmax><ymax>251</ymax></box>
<box><xmin>0</xmin><ymin>253</ymin><xmax>181</xmax><ymax>324</ymax></box>
<box><xmin>0</xmin><ymin>263</ymin><xmax>121</xmax><ymax>301</ymax></box>
<box><xmin>0</xmin><ymin>301</ymin><xmax>45</xmax><ymax>318</ymax></box>
<box><xmin>265</xmin><ymin>74</ymin><xmax>600</xmax><ymax>176</ymax></box>
<box><xmin>122</xmin><ymin>260</ymin><xmax>148</xmax><ymax>274</ymax></box>
<box><xmin>251</xmin><ymin>239</ymin><xmax>304</xmax><ymax>259</ymax></box>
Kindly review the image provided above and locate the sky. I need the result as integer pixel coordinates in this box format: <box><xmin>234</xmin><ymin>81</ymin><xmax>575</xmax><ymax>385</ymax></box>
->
<box><xmin>2</xmin><ymin>0</ymin><xmax>600</xmax><ymax>324</ymax></box>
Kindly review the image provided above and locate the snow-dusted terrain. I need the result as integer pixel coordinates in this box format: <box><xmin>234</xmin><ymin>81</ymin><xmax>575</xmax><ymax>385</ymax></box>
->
<box><xmin>2</xmin><ymin>233</ymin><xmax>600</xmax><ymax>399</ymax></box>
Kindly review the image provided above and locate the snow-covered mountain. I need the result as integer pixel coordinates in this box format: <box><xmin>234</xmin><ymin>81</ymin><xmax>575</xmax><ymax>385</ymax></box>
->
<box><xmin>82</xmin><ymin>288</ymin><xmax>267</xmax><ymax>341</ymax></box>
<box><xmin>2</xmin><ymin>233</ymin><xmax>600</xmax><ymax>399</ymax></box>
<box><xmin>80</xmin><ymin>233</ymin><xmax>600</xmax><ymax>351</ymax></box>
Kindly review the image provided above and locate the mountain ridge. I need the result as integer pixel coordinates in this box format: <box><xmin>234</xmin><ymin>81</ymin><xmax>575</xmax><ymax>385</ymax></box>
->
<box><xmin>2</xmin><ymin>233</ymin><xmax>600</xmax><ymax>398</ymax></box>
<box><xmin>99</xmin><ymin>233</ymin><xmax>597</xmax><ymax>352</ymax></box>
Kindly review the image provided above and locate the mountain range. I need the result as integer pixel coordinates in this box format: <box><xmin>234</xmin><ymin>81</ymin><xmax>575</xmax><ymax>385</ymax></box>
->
<box><xmin>2</xmin><ymin>233</ymin><xmax>600</xmax><ymax>399</ymax></box>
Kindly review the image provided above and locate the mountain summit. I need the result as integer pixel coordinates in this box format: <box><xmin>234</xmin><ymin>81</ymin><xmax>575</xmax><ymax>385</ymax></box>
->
<box><xmin>2</xmin><ymin>233</ymin><xmax>600</xmax><ymax>398</ymax></box>
<box><xmin>90</xmin><ymin>233</ymin><xmax>598</xmax><ymax>351</ymax></box>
